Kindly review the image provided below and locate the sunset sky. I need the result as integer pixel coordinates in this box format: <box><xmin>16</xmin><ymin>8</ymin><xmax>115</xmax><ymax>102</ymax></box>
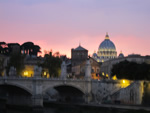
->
<box><xmin>0</xmin><ymin>0</ymin><xmax>150</xmax><ymax>58</ymax></box>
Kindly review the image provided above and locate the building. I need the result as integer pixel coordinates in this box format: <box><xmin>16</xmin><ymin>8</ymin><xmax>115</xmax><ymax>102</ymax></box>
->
<box><xmin>71</xmin><ymin>44</ymin><xmax>88</xmax><ymax>67</ymax></box>
<box><xmin>71</xmin><ymin>44</ymin><xmax>101</xmax><ymax>79</ymax></box>
<box><xmin>72</xmin><ymin>57</ymin><xmax>101</xmax><ymax>79</ymax></box>
<box><xmin>21</xmin><ymin>56</ymin><xmax>49</xmax><ymax>78</ymax></box>
<box><xmin>92</xmin><ymin>33</ymin><xmax>117</xmax><ymax>62</ymax></box>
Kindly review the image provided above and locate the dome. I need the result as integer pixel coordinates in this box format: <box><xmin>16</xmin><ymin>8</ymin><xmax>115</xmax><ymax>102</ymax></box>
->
<box><xmin>92</xmin><ymin>51</ymin><xmax>97</xmax><ymax>58</ymax></box>
<box><xmin>99</xmin><ymin>40</ymin><xmax>116</xmax><ymax>50</ymax></box>
<box><xmin>118</xmin><ymin>51</ymin><xmax>124</xmax><ymax>58</ymax></box>
<box><xmin>93</xmin><ymin>53</ymin><xmax>97</xmax><ymax>57</ymax></box>
<box><xmin>99</xmin><ymin>34</ymin><xmax>116</xmax><ymax>50</ymax></box>
<box><xmin>97</xmin><ymin>33</ymin><xmax>117</xmax><ymax>62</ymax></box>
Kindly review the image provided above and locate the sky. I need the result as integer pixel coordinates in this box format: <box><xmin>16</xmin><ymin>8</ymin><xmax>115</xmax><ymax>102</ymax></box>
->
<box><xmin>0</xmin><ymin>0</ymin><xmax>150</xmax><ymax>58</ymax></box>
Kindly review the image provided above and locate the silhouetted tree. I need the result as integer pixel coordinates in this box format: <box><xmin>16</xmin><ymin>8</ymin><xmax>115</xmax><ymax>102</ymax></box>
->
<box><xmin>111</xmin><ymin>60</ymin><xmax>150</xmax><ymax>80</ymax></box>
<box><xmin>21</xmin><ymin>42</ymin><xmax>34</xmax><ymax>55</ymax></box>
<box><xmin>21</xmin><ymin>42</ymin><xmax>41</xmax><ymax>56</ymax></box>
<box><xmin>42</xmin><ymin>52</ymin><xmax>62</xmax><ymax>77</ymax></box>
<box><xmin>0</xmin><ymin>42</ymin><xmax>6</xmax><ymax>55</ymax></box>
<box><xmin>32</xmin><ymin>45</ymin><xmax>41</xmax><ymax>56</ymax></box>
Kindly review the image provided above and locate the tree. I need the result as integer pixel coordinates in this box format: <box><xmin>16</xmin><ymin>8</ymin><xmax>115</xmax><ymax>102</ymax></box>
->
<box><xmin>21</xmin><ymin>42</ymin><xmax>34</xmax><ymax>55</ymax></box>
<box><xmin>32</xmin><ymin>45</ymin><xmax>41</xmax><ymax>56</ymax></box>
<box><xmin>111</xmin><ymin>60</ymin><xmax>150</xmax><ymax>80</ymax></box>
<box><xmin>0</xmin><ymin>42</ymin><xmax>7</xmax><ymax>55</ymax></box>
<box><xmin>0</xmin><ymin>58</ymin><xmax>4</xmax><ymax>76</ymax></box>
<box><xmin>42</xmin><ymin>52</ymin><xmax>62</xmax><ymax>77</ymax></box>
<box><xmin>21</xmin><ymin>42</ymin><xmax>41</xmax><ymax>56</ymax></box>
<box><xmin>6</xmin><ymin>52</ymin><xmax>25</xmax><ymax>76</ymax></box>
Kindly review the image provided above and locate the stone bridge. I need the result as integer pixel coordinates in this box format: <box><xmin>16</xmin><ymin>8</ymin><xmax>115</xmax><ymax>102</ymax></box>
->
<box><xmin>0</xmin><ymin>76</ymin><xmax>92</xmax><ymax>107</ymax></box>
<box><xmin>0</xmin><ymin>76</ymin><xmax>145</xmax><ymax>107</ymax></box>
<box><xmin>0</xmin><ymin>60</ymin><xmax>145</xmax><ymax>107</ymax></box>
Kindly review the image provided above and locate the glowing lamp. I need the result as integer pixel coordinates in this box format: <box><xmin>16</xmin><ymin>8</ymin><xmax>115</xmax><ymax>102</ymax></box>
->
<box><xmin>44</xmin><ymin>72</ymin><xmax>47</xmax><ymax>76</ymax></box>
<box><xmin>106</xmin><ymin>74</ymin><xmax>109</xmax><ymax>77</ymax></box>
<box><xmin>24</xmin><ymin>71</ymin><xmax>28</xmax><ymax>76</ymax></box>
<box><xmin>123</xmin><ymin>80</ymin><xmax>125</xmax><ymax>83</ymax></box>
<box><xmin>102</xmin><ymin>72</ymin><xmax>104</xmax><ymax>76</ymax></box>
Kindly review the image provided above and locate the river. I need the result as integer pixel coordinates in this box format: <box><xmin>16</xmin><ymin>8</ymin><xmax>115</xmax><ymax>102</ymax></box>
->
<box><xmin>0</xmin><ymin>103</ymin><xmax>149</xmax><ymax>113</ymax></box>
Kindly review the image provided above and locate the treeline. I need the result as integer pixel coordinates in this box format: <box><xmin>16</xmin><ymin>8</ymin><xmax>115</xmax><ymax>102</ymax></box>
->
<box><xmin>0</xmin><ymin>41</ymin><xmax>41</xmax><ymax>56</ymax></box>
<box><xmin>41</xmin><ymin>52</ymin><xmax>62</xmax><ymax>77</ymax></box>
<box><xmin>111</xmin><ymin>60</ymin><xmax>150</xmax><ymax>80</ymax></box>
<box><xmin>0</xmin><ymin>41</ymin><xmax>62</xmax><ymax>77</ymax></box>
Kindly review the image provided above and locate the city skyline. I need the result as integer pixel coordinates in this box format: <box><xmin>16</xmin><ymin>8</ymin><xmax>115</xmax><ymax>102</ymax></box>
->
<box><xmin>0</xmin><ymin>0</ymin><xmax>150</xmax><ymax>57</ymax></box>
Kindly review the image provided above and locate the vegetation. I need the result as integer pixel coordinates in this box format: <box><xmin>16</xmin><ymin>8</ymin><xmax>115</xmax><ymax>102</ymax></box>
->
<box><xmin>6</xmin><ymin>52</ymin><xmax>25</xmax><ymax>76</ymax></box>
<box><xmin>21</xmin><ymin>42</ymin><xmax>41</xmax><ymax>56</ymax></box>
<box><xmin>0</xmin><ymin>41</ymin><xmax>62</xmax><ymax>77</ymax></box>
<box><xmin>0</xmin><ymin>41</ymin><xmax>41</xmax><ymax>56</ymax></box>
<box><xmin>42</xmin><ymin>52</ymin><xmax>62</xmax><ymax>77</ymax></box>
<box><xmin>111</xmin><ymin>60</ymin><xmax>150</xmax><ymax>80</ymax></box>
<box><xmin>0</xmin><ymin>58</ymin><xmax>4</xmax><ymax>76</ymax></box>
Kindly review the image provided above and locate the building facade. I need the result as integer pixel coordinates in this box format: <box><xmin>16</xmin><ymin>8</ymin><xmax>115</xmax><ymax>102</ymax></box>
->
<box><xmin>72</xmin><ymin>57</ymin><xmax>101</xmax><ymax>79</ymax></box>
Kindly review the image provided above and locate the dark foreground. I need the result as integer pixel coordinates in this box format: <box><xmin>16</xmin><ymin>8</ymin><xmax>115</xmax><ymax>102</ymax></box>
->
<box><xmin>0</xmin><ymin>102</ymin><xmax>150</xmax><ymax>113</ymax></box>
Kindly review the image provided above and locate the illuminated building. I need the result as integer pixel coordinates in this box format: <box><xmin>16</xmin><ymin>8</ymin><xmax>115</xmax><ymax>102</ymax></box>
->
<box><xmin>21</xmin><ymin>56</ymin><xmax>50</xmax><ymax>78</ymax></box>
<box><xmin>92</xmin><ymin>33</ymin><xmax>117</xmax><ymax>62</ymax></box>
<box><xmin>72</xmin><ymin>57</ymin><xmax>100</xmax><ymax>79</ymax></box>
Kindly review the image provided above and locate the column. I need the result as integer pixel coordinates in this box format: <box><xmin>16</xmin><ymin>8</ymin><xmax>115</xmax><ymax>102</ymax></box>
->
<box><xmin>84</xmin><ymin>59</ymin><xmax>92</xmax><ymax>103</ymax></box>
<box><xmin>32</xmin><ymin>79</ymin><xmax>43</xmax><ymax>107</ymax></box>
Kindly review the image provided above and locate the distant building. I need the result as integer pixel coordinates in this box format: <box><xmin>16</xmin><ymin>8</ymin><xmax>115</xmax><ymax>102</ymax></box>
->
<box><xmin>72</xmin><ymin>57</ymin><xmax>101</xmax><ymax>79</ymax></box>
<box><xmin>92</xmin><ymin>33</ymin><xmax>117</xmax><ymax>62</ymax></box>
<box><xmin>71</xmin><ymin>44</ymin><xmax>88</xmax><ymax>67</ymax></box>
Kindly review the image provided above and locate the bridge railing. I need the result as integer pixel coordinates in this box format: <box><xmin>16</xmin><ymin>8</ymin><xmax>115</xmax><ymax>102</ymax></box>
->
<box><xmin>0</xmin><ymin>76</ymin><xmax>88</xmax><ymax>81</ymax></box>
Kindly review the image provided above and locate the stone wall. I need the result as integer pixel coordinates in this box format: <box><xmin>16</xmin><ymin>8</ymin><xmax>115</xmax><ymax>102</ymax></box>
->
<box><xmin>92</xmin><ymin>80</ymin><xmax>122</xmax><ymax>104</ymax></box>
<box><xmin>92</xmin><ymin>80</ymin><xmax>144</xmax><ymax>105</ymax></box>
<box><xmin>112</xmin><ymin>81</ymin><xmax>144</xmax><ymax>105</ymax></box>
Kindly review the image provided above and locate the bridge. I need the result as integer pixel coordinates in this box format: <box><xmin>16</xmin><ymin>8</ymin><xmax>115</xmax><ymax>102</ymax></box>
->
<box><xmin>0</xmin><ymin>60</ymin><xmax>93</xmax><ymax>107</ymax></box>
<box><xmin>0</xmin><ymin>60</ymin><xmax>144</xmax><ymax>107</ymax></box>
<box><xmin>0</xmin><ymin>76</ymin><xmax>92</xmax><ymax>107</ymax></box>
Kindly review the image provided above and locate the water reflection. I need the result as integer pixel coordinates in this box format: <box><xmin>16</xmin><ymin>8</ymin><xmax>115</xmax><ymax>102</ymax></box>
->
<box><xmin>1</xmin><ymin>105</ymin><xmax>150</xmax><ymax>113</ymax></box>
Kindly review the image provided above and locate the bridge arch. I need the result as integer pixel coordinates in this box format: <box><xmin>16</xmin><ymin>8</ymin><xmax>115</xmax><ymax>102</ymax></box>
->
<box><xmin>43</xmin><ymin>84</ymin><xmax>85</xmax><ymax>103</ymax></box>
<box><xmin>0</xmin><ymin>82</ymin><xmax>32</xmax><ymax>95</ymax></box>
<box><xmin>0</xmin><ymin>83</ymin><xmax>33</xmax><ymax>107</ymax></box>
<box><xmin>43</xmin><ymin>84</ymin><xmax>85</xmax><ymax>95</ymax></box>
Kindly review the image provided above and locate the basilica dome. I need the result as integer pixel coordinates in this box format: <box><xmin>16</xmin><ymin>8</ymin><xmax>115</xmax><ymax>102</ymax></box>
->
<box><xmin>97</xmin><ymin>33</ymin><xmax>117</xmax><ymax>62</ymax></box>
<box><xmin>99</xmin><ymin>38</ymin><xmax>116</xmax><ymax>50</ymax></box>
